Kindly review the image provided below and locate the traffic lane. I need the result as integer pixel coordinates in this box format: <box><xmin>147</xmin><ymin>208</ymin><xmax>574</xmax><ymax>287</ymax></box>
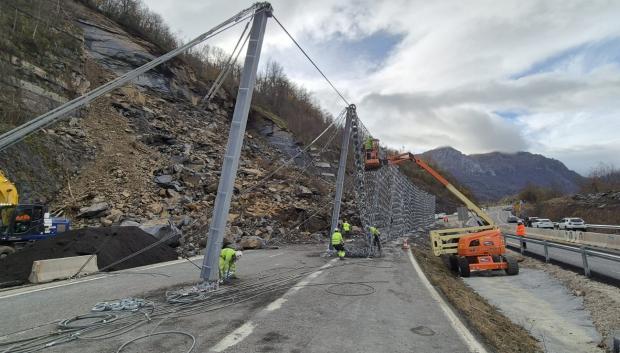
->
<box><xmin>0</xmin><ymin>245</ymin><xmax>323</xmax><ymax>336</ymax></box>
<box><xmin>213</xmin><ymin>251</ymin><xmax>473</xmax><ymax>353</ymax></box>
<box><xmin>505</xmin><ymin>239</ymin><xmax>620</xmax><ymax>281</ymax></box>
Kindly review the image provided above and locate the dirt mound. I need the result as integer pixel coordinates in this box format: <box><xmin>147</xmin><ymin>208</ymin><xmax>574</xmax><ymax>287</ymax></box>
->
<box><xmin>0</xmin><ymin>226</ymin><xmax>178</xmax><ymax>286</ymax></box>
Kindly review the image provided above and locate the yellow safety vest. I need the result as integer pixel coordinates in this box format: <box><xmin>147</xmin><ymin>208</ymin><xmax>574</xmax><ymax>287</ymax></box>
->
<box><xmin>331</xmin><ymin>231</ymin><xmax>343</xmax><ymax>245</ymax></box>
<box><xmin>342</xmin><ymin>222</ymin><xmax>351</xmax><ymax>232</ymax></box>
<box><xmin>369</xmin><ymin>227</ymin><xmax>380</xmax><ymax>236</ymax></box>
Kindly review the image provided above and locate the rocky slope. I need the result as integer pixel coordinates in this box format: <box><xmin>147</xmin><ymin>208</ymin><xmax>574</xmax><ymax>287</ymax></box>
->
<box><xmin>525</xmin><ymin>191</ymin><xmax>620</xmax><ymax>225</ymax></box>
<box><xmin>0</xmin><ymin>0</ymin><xmax>358</xmax><ymax>257</ymax></box>
<box><xmin>423</xmin><ymin>147</ymin><xmax>583</xmax><ymax>201</ymax></box>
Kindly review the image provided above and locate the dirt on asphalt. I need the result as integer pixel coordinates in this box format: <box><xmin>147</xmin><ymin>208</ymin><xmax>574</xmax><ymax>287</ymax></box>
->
<box><xmin>0</xmin><ymin>226</ymin><xmax>177</xmax><ymax>287</ymax></box>
<box><xmin>517</xmin><ymin>253</ymin><xmax>620</xmax><ymax>351</ymax></box>
<box><xmin>410</xmin><ymin>238</ymin><xmax>542</xmax><ymax>353</ymax></box>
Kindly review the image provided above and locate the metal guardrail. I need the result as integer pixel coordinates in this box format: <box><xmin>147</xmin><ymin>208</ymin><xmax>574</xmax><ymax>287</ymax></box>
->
<box><xmin>586</xmin><ymin>224</ymin><xmax>620</xmax><ymax>230</ymax></box>
<box><xmin>503</xmin><ymin>233</ymin><xmax>620</xmax><ymax>277</ymax></box>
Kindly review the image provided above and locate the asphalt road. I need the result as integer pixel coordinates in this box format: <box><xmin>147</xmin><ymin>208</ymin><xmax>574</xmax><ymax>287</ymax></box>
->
<box><xmin>0</xmin><ymin>244</ymin><xmax>486</xmax><ymax>353</ymax></box>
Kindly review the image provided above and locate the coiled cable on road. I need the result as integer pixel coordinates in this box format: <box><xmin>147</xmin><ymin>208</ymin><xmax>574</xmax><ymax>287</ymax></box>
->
<box><xmin>115</xmin><ymin>331</ymin><xmax>196</xmax><ymax>353</ymax></box>
<box><xmin>58</xmin><ymin>313</ymin><xmax>119</xmax><ymax>330</ymax></box>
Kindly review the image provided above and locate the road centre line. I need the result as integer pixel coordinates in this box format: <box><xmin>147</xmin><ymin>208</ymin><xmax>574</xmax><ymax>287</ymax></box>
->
<box><xmin>210</xmin><ymin>259</ymin><xmax>337</xmax><ymax>352</ymax></box>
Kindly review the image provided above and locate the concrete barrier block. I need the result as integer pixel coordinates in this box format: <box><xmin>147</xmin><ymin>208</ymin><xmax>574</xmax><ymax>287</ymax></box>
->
<box><xmin>28</xmin><ymin>255</ymin><xmax>99</xmax><ymax>284</ymax></box>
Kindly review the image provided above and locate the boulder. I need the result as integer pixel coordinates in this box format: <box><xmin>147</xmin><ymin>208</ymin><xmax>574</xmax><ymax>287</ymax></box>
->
<box><xmin>206</xmin><ymin>182</ymin><xmax>218</xmax><ymax>193</ymax></box>
<box><xmin>313</xmin><ymin>161</ymin><xmax>331</xmax><ymax>168</ymax></box>
<box><xmin>148</xmin><ymin>203</ymin><xmax>163</xmax><ymax>214</ymax></box>
<box><xmin>107</xmin><ymin>209</ymin><xmax>123</xmax><ymax>223</ymax></box>
<box><xmin>154</xmin><ymin>175</ymin><xmax>182</xmax><ymax>190</ymax></box>
<box><xmin>78</xmin><ymin>202</ymin><xmax>109</xmax><ymax>219</ymax></box>
<box><xmin>120</xmin><ymin>220</ymin><xmax>141</xmax><ymax>227</ymax></box>
<box><xmin>298</xmin><ymin>185</ymin><xmax>313</xmax><ymax>197</ymax></box>
<box><xmin>239</xmin><ymin>236</ymin><xmax>264</xmax><ymax>249</ymax></box>
<box><xmin>139</xmin><ymin>219</ymin><xmax>182</xmax><ymax>247</ymax></box>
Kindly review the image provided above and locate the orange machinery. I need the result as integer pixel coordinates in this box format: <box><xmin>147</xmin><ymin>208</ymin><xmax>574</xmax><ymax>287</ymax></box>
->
<box><xmin>364</xmin><ymin>147</ymin><xmax>518</xmax><ymax>277</ymax></box>
<box><xmin>363</xmin><ymin>139</ymin><xmax>381</xmax><ymax>170</ymax></box>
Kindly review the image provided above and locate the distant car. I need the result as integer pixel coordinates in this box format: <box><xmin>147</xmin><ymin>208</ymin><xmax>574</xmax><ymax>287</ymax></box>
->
<box><xmin>531</xmin><ymin>218</ymin><xmax>554</xmax><ymax>229</ymax></box>
<box><xmin>525</xmin><ymin>217</ymin><xmax>539</xmax><ymax>227</ymax></box>
<box><xmin>507</xmin><ymin>215</ymin><xmax>519</xmax><ymax>223</ymax></box>
<box><xmin>556</xmin><ymin>218</ymin><xmax>587</xmax><ymax>231</ymax></box>
<box><xmin>503</xmin><ymin>206</ymin><xmax>513</xmax><ymax>211</ymax></box>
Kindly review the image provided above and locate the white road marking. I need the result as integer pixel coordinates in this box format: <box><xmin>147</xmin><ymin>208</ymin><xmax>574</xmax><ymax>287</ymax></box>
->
<box><xmin>268</xmin><ymin>252</ymin><xmax>284</xmax><ymax>258</ymax></box>
<box><xmin>406</xmin><ymin>250</ymin><xmax>489</xmax><ymax>353</ymax></box>
<box><xmin>210</xmin><ymin>259</ymin><xmax>337</xmax><ymax>352</ymax></box>
<box><xmin>211</xmin><ymin>321</ymin><xmax>256</xmax><ymax>352</ymax></box>
<box><xmin>0</xmin><ymin>275</ymin><xmax>108</xmax><ymax>300</ymax></box>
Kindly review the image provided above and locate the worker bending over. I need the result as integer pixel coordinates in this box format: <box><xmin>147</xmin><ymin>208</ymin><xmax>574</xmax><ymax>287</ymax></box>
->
<box><xmin>369</xmin><ymin>226</ymin><xmax>381</xmax><ymax>254</ymax></box>
<box><xmin>342</xmin><ymin>220</ymin><xmax>351</xmax><ymax>235</ymax></box>
<box><xmin>219</xmin><ymin>247</ymin><xmax>243</xmax><ymax>283</ymax></box>
<box><xmin>516</xmin><ymin>221</ymin><xmax>527</xmax><ymax>249</ymax></box>
<box><xmin>331</xmin><ymin>228</ymin><xmax>346</xmax><ymax>260</ymax></box>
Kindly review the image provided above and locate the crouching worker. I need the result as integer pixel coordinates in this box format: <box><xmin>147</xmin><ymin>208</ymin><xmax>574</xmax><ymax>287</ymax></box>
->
<box><xmin>331</xmin><ymin>228</ymin><xmax>346</xmax><ymax>260</ymax></box>
<box><xmin>219</xmin><ymin>247</ymin><xmax>243</xmax><ymax>283</ymax></box>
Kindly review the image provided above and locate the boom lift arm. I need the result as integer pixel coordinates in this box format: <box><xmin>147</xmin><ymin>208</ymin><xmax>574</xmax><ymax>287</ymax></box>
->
<box><xmin>386</xmin><ymin>153</ymin><xmax>494</xmax><ymax>226</ymax></box>
<box><xmin>363</xmin><ymin>145</ymin><xmax>518</xmax><ymax>276</ymax></box>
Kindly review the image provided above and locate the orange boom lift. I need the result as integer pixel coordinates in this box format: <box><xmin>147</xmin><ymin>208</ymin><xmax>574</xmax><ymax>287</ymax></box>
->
<box><xmin>365</xmin><ymin>146</ymin><xmax>518</xmax><ymax>277</ymax></box>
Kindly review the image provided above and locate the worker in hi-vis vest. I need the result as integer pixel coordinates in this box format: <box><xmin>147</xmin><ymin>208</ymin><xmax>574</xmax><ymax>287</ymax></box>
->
<box><xmin>219</xmin><ymin>247</ymin><xmax>243</xmax><ymax>282</ymax></box>
<box><xmin>516</xmin><ymin>221</ymin><xmax>526</xmax><ymax>249</ymax></box>
<box><xmin>369</xmin><ymin>226</ymin><xmax>381</xmax><ymax>253</ymax></box>
<box><xmin>342</xmin><ymin>220</ymin><xmax>351</xmax><ymax>235</ymax></box>
<box><xmin>331</xmin><ymin>228</ymin><xmax>345</xmax><ymax>260</ymax></box>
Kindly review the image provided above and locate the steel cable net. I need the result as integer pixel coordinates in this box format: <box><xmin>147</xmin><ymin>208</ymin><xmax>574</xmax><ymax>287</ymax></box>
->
<box><xmin>349</xmin><ymin>113</ymin><xmax>435</xmax><ymax>256</ymax></box>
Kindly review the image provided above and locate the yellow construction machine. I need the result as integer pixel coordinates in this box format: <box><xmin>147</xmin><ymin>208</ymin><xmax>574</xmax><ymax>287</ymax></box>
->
<box><xmin>0</xmin><ymin>169</ymin><xmax>70</xmax><ymax>258</ymax></box>
<box><xmin>364</xmin><ymin>145</ymin><xmax>518</xmax><ymax>277</ymax></box>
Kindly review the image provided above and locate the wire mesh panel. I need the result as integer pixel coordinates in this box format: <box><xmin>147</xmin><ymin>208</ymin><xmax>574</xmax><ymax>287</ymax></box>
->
<box><xmin>350</xmin><ymin>113</ymin><xmax>436</xmax><ymax>249</ymax></box>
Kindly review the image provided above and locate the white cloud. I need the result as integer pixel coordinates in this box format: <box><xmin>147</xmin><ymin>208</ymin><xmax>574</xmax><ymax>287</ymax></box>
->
<box><xmin>143</xmin><ymin>0</ymin><xmax>620</xmax><ymax>174</ymax></box>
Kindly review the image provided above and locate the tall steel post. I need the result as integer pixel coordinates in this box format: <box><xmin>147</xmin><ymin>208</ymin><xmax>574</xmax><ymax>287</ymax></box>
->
<box><xmin>201</xmin><ymin>3</ymin><xmax>271</xmax><ymax>281</ymax></box>
<box><xmin>328</xmin><ymin>105</ymin><xmax>354</xmax><ymax>249</ymax></box>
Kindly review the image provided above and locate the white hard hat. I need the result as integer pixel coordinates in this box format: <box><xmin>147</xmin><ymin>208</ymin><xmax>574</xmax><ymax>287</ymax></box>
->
<box><xmin>235</xmin><ymin>251</ymin><xmax>243</xmax><ymax>259</ymax></box>
<box><xmin>334</xmin><ymin>228</ymin><xmax>340</xmax><ymax>232</ymax></box>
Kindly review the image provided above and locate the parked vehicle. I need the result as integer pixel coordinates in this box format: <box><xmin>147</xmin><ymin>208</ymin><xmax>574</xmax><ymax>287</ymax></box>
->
<box><xmin>524</xmin><ymin>217</ymin><xmax>539</xmax><ymax>227</ymax></box>
<box><xmin>507</xmin><ymin>215</ymin><xmax>519</xmax><ymax>223</ymax></box>
<box><xmin>555</xmin><ymin>218</ymin><xmax>587</xmax><ymax>231</ymax></box>
<box><xmin>531</xmin><ymin>218</ymin><xmax>554</xmax><ymax>229</ymax></box>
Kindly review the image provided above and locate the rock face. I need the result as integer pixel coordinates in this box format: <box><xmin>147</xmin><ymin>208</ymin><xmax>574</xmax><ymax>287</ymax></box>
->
<box><xmin>423</xmin><ymin>147</ymin><xmax>583</xmax><ymax>201</ymax></box>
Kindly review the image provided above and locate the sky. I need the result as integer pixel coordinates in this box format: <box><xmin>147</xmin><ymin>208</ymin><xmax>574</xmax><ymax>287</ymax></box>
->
<box><xmin>143</xmin><ymin>0</ymin><xmax>620</xmax><ymax>175</ymax></box>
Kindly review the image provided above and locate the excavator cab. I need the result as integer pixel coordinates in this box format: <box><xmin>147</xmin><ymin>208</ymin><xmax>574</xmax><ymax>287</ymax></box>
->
<box><xmin>363</xmin><ymin>138</ymin><xmax>381</xmax><ymax>170</ymax></box>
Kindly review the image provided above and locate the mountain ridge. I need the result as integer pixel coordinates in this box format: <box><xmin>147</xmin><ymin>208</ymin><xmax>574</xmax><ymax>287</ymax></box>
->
<box><xmin>422</xmin><ymin>146</ymin><xmax>583</xmax><ymax>201</ymax></box>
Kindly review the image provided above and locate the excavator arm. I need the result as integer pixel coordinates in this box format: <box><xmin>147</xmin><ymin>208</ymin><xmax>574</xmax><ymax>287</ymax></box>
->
<box><xmin>0</xmin><ymin>170</ymin><xmax>18</xmax><ymax>206</ymax></box>
<box><xmin>387</xmin><ymin>153</ymin><xmax>494</xmax><ymax>226</ymax></box>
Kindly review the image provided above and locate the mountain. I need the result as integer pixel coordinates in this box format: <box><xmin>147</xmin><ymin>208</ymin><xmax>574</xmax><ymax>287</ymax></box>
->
<box><xmin>422</xmin><ymin>147</ymin><xmax>584</xmax><ymax>201</ymax></box>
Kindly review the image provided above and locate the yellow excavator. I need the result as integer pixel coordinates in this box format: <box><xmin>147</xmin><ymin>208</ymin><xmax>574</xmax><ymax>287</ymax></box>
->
<box><xmin>0</xmin><ymin>169</ymin><xmax>70</xmax><ymax>258</ymax></box>
<box><xmin>0</xmin><ymin>170</ymin><xmax>19</xmax><ymax>206</ymax></box>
